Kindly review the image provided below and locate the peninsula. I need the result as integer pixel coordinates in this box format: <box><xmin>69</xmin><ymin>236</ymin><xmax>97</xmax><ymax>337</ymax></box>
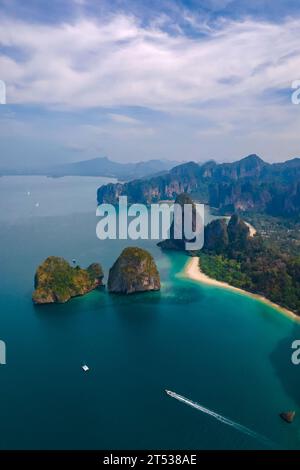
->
<box><xmin>183</xmin><ymin>214</ymin><xmax>300</xmax><ymax>320</ymax></box>
<box><xmin>184</xmin><ymin>256</ymin><xmax>299</xmax><ymax>322</ymax></box>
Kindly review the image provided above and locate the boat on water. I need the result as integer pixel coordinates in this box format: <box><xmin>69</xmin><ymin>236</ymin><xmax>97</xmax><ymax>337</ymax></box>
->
<box><xmin>82</xmin><ymin>364</ymin><xmax>90</xmax><ymax>372</ymax></box>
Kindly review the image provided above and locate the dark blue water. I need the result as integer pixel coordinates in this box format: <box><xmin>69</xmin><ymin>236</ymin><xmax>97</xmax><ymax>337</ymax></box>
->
<box><xmin>0</xmin><ymin>176</ymin><xmax>300</xmax><ymax>449</ymax></box>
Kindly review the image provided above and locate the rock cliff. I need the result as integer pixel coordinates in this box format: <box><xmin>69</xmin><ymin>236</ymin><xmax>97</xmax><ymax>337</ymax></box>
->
<box><xmin>97</xmin><ymin>154</ymin><xmax>300</xmax><ymax>217</ymax></box>
<box><xmin>158</xmin><ymin>193</ymin><xmax>198</xmax><ymax>251</ymax></box>
<box><xmin>108</xmin><ymin>247</ymin><xmax>160</xmax><ymax>294</ymax></box>
<box><xmin>33</xmin><ymin>256</ymin><xmax>104</xmax><ymax>304</ymax></box>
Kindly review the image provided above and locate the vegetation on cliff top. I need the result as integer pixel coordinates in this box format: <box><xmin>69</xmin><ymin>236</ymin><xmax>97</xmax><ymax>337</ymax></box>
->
<box><xmin>33</xmin><ymin>256</ymin><xmax>103</xmax><ymax>304</ymax></box>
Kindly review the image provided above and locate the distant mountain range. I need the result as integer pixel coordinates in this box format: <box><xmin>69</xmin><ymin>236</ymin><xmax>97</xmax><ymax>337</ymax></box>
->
<box><xmin>0</xmin><ymin>157</ymin><xmax>179</xmax><ymax>181</ymax></box>
<box><xmin>97</xmin><ymin>154</ymin><xmax>300</xmax><ymax>217</ymax></box>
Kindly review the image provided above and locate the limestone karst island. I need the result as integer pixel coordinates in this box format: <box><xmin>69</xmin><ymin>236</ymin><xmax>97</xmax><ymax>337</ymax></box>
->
<box><xmin>32</xmin><ymin>257</ymin><xmax>104</xmax><ymax>304</ymax></box>
<box><xmin>32</xmin><ymin>249</ymin><xmax>161</xmax><ymax>304</ymax></box>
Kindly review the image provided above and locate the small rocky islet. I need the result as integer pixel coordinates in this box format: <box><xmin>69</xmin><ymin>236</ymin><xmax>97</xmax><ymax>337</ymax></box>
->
<box><xmin>108</xmin><ymin>247</ymin><xmax>160</xmax><ymax>294</ymax></box>
<box><xmin>32</xmin><ymin>256</ymin><xmax>104</xmax><ymax>304</ymax></box>
<box><xmin>280</xmin><ymin>411</ymin><xmax>296</xmax><ymax>424</ymax></box>
<box><xmin>32</xmin><ymin>248</ymin><xmax>160</xmax><ymax>304</ymax></box>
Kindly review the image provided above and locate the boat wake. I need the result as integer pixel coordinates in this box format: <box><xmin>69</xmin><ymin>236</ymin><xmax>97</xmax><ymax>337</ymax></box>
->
<box><xmin>165</xmin><ymin>390</ymin><xmax>274</xmax><ymax>448</ymax></box>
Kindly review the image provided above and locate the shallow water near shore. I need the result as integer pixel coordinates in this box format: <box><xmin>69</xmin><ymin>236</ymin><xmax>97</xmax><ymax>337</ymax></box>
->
<box><xmin>0</xmin><ymin>176</ymin><xmax>300</xmax><ymax>449</ymax></box>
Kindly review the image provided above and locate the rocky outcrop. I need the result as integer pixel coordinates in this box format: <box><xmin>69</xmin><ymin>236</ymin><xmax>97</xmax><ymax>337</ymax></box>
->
<box><xmin>158</xmin><ymin>193</ymin><xmax>198</xmax><ymax>251</ymax></box>
<box><xmin>280</xmin><ymin>411</ymin><xmax>296</xmax><ymax>423</ymax></box>
<box><xmin>227</xmin><ymin>214</ymin><xmax>250</xmax><ymax>251</ymax></box>
<box><xmin>32</xmin><ymin>256</ymin><xmax>104</xmax><ymax>304</ymax></box>
<box><xmin>86</xmin><ymin>262</ymin><xmax>104</xmax><ymax>282</ymax></box>
<box><xmin>203</xmin><ymin>215</ymin><xmax>250</xmax><ymax>254</ymax></box>
<box><xmin>204</xmin><ymin>218</ymin><xmax>229</xmax><ymax>254</ymax></box>
<box><xmin>108</xmin><ymin>247</ymin><xmax>160</xmax><ymax>294</ymax></box>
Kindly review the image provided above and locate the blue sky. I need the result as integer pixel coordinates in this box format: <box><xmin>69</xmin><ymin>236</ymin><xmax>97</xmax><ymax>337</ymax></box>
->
<box><xmin>1</xmin><ymin>0</ymin><xmax>300</xmax><ymax>167</ymax></box>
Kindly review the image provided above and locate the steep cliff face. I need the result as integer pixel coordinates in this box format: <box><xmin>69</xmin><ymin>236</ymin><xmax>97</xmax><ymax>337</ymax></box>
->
<box><xmin>97</xmin><ymin>162</ymin><xmax>203</xmax><ymax>205</ymax></box>
<box><xmin>108</xmin><ymin>247</ymin><xmax>160</xmax><ymax>294</ymax></box>
<box><xmin>208</xmin><ymin>180</ymin><xmax>272</xmax><ymax>212</ymax></box>
<box><xmin>227</xmin><ymin>214</ymin><xmax>250</xmax><ymax>252</ymax></box>
<box><xmin>203</xmin><ymin>219</ymin><xmax>229</xmax><ymax>254</ymax></box>
<box><xmin>158</xmin><ymin>193</ymin><xmax>198</xmax><ymax>251</ymax></box>
<box><xmin>32</xmin><ymin>257</ymin><xmax>103</xmax><ymax>304</ymax></box>
<box><xmin>203</xmin><ymin>215</ymin><xmax>250</xmax><ymax>254</ymax></box>
<box><xmin>212</xmin><ymin>154</ymin><xmax>268</xmax><ymax>181</ymax></box>
<box><xmin>267</xmin><ymin>181</ymin><xmax>300</xmax><ymax>216</ymax></box>
<box><xmin>97</xmin><ymin>155</ymin><xmax>300</xmax><ymax>217</ymax></box>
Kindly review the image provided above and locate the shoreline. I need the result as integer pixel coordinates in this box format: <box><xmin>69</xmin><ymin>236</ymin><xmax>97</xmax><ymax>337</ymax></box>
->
<box><xmin>183</xmin><ymin>256</ymin><xmax>300</xmax><ymax>323</ymax></box>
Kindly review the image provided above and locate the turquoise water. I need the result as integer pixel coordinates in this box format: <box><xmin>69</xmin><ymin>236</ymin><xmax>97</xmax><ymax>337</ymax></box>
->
<box><xmin>0</xmin><ymin>176</ymin><xmax>300</xmax><ymax>449</ymax></box>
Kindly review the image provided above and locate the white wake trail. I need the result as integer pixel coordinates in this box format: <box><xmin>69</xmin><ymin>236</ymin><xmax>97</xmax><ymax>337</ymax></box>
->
<box><xmin>166</xmin><ymin>391</ymin><xmax>274</xmax><ymax>448</ymax></box>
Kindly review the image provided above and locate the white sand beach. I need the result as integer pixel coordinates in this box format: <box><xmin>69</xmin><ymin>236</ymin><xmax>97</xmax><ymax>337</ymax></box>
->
<box><xmin>183</xmin><ymin>256</ymin><xmax>300</xmax><ymax>323</ymax></box>
<box><xmin>244</xmin><ymin>221</ymin><xmax>257</xmax><ymax>237</ymax></box>
<box><xmin>223</xmin><ymin>216</ymin><xmax>257</xmax><ymax>238</ymax></box>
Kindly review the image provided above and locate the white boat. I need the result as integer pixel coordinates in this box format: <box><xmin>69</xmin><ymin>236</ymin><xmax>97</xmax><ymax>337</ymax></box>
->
<box><xmin>82</xmin><ymin>364</ymin><xmax>90</xmax><ymax>372</ymax></box>
<box><xmin>165</xmin><ymin>389</ymin><xmax>176</xmax><ymax>397</ymax></box>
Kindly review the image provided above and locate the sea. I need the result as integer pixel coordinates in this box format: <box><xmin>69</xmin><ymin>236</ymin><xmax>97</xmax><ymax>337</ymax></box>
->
<box><xmin>0</xmin><ymin>175</ymin><xmax>299</xmax><ymax>450</ymax></box>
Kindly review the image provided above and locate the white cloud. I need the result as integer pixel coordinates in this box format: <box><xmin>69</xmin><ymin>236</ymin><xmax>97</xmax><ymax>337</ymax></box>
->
<box><xmin>0</xmin><ymin>13</ymin><xmax>299</xmax><ymax>113</ymax></box>
<box><xmin>79</xmin><ymin>122</ymin><xmax>155</xmax><ymax>138</ymax></box>
<box><xmin>108</xmin><ymin>113</ymin><xmax>142</xmax><ymax>125</ymax></box>
<box><xmin>2</xmin><ymin>11</ymin><xmax>300</xmax><ymax>163</ymax></box>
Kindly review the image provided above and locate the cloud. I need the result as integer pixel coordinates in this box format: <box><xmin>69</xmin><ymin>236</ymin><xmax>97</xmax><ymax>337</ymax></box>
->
<box><xmin>108</xmin><ymin>113</ymin><xmax>142</xmax><ymax>125</ymax></box>
<box><xmin>0</xmin><ymin>13</ymin><xmax>300</xmax><ymax>113</ymax></box>
<box><xmin>1</xmin><ymin>9</ymin><xmax>300</xmax><ymax>164</ymax></box>
<box><xmin>79</xmin><ymin>122</ymin><xmax>155</xmax><ymax>138</ymax></box>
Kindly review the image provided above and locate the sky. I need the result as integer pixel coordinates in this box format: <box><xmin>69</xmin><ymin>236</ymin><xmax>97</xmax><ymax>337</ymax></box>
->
<box><xmin>1</xmin><ymin>0</ymin><xmax>300</xmax><ymax>168</ymax></box>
